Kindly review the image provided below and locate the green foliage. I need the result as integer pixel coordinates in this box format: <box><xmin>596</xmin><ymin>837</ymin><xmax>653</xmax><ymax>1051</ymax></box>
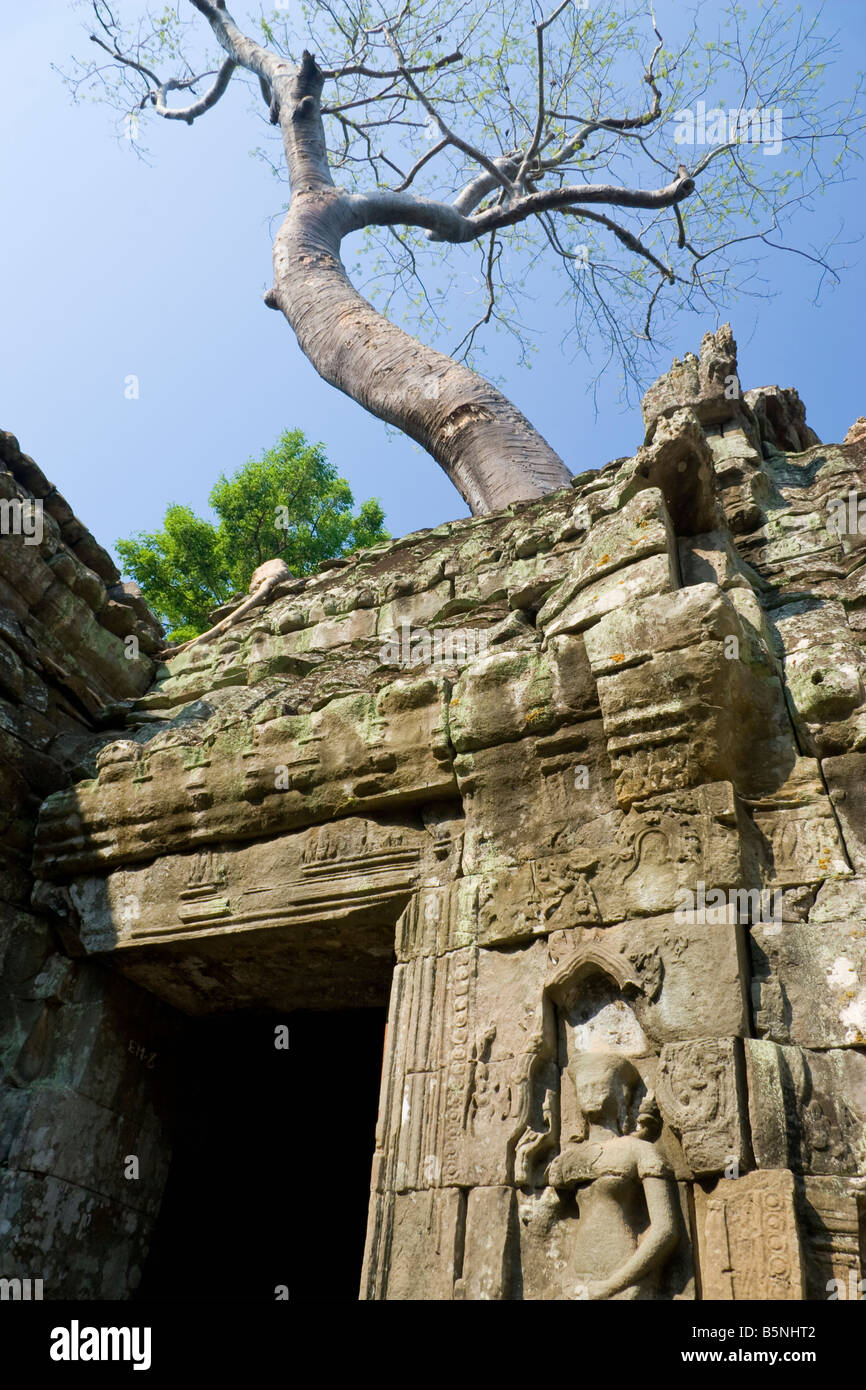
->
<box><xmin>117</xmin><ymin>429</ymin><xmax>388</xmax><ymax>642</ymax></box>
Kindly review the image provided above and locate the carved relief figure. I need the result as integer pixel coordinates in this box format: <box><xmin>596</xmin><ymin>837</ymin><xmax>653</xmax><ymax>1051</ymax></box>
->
<box><xmin>534</xmin><ymin>1051</ymin><xmax>679</xmax><ymax>1300</ymax></box>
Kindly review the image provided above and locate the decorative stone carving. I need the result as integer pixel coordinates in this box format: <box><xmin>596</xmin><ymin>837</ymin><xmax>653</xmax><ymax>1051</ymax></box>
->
<box><xmin>523</xmin><ymin>1051</ymin><xmax>681</xmax><ymax>1301</ymax></box>
<box><xmin>7</xmin><ymin>326</ymin><xmax>866</xmax><ymax>1301</ymax></box>
<box><xmin>546</xmin><ymin>918</ymin><xmax>749</xmax><ymax>1044</ymax></box>
<box><xmin>694</xmin><ymin>1171</ymin><xmax>806</xmax><ymax>1300</ymax></box>
<box><xmin>655</xmin><ymin>1039</ymin><xmax>749</xmax><ymax>1176</ymax></box>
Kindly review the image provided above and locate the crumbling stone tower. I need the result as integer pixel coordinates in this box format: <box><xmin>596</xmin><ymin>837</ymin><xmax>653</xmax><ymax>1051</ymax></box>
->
<box><xmin>3</xmin><ymin>328</ymin><xmax>865</xmax><ymax>1299</ymax></box>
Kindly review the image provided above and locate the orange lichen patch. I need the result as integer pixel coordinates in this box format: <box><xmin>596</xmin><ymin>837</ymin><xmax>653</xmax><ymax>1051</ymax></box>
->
<box><xmin>525</xmin><ymin>706</ymin><xmax>547</xmax><ymax>723</ymax></box>
<box><xmin>611</xmin><ymin>653</ymin><xmax>626</xmax><ymax>663</ymax></box>
<box><xmin>597</xmin><ymin>553</ymin><xmax>610</xmax><ymax>566</ymax></box>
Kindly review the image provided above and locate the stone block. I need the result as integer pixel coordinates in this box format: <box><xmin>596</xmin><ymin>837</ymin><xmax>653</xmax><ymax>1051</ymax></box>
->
<box><xmin>655</xmin><ymin>1038</ymin><xmax>749</xmax><ymax>1176</ymax></box>
<box><xmin>694</xmin><ymin>1170</ymin><xmax>806</xmax><ymax>1300</ymax></box>
<box><xmin>744</xmin><ymin>1039</ymin><xmax>866</xmax><ymax>1174</ymax></box>
<box><xmin>751</xmin><ymin>919</ymin><xmax>866</xmax><ymax>1046</ymax></box>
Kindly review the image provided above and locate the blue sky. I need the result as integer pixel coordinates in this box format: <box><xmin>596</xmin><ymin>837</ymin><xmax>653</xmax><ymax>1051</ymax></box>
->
<box><xmin>2</xmin><ymin>0</ymin><xmax>865</xmax><ymax>565</ymax></box>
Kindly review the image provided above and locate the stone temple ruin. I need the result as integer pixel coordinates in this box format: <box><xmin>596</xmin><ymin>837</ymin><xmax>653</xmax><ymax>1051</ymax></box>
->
<box><xmin>2</xmin><ymin>327</ymin><xmax>866</xmax><ymax>1300</ymax></box>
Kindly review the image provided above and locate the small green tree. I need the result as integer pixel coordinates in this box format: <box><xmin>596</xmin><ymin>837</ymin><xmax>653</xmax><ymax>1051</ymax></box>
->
<box><xmin>117</xmin><ymin>428</ymin><xmax>388</xmax><ymax>642</ymax></box>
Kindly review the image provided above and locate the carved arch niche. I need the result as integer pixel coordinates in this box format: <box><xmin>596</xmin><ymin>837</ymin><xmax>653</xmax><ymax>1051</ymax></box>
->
<box><xmin>512</xmin><ymin>931</ymin><xmax>696</xmax><ymax>1300</ymax></box>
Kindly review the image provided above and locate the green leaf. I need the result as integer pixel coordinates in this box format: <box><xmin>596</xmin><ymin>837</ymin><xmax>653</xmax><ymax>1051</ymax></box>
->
<box><xmin>117</xmin><ymin>429</ymin><xmax>388</xmax><ymax>641</ymax></box>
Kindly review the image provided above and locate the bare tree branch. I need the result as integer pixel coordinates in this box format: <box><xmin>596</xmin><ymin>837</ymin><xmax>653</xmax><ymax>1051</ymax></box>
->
<box><xmin>320</xmin><ymin>50</ymin><xmax>463</xmax><ymax>81</ymax></box>
<box><xmin>152</xmin><ymin>59</ymin><xmax>236</xmax><ymax>124</ymax></box>
<box><xmin>515</xmin><ymin>0</ymin><xmax>572</xmax><ymax>190</ymax></box>
<box><xmin>562</xmin><ymin>207</ymin><xmax>675</xmax><ymax>283</ymax></box>
<box><xmin>393</xmin><ymin>138</ymin><xmax>450</xmax><ymax>192</ymax></box>
<box><xmin>379</xmin><ymin>24</ymin><xmax>517</xmax><ymax>199</ymax></box>
<box><xmin>67</xmin><ymin>0</ymin><xmax>865</xmax><ymax>508</ymax></box>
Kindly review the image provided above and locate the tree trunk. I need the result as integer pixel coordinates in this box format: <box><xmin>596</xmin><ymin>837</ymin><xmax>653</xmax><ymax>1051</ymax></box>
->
<box><xmin>266</xmin><ymin>56</ymin><xmax>572</xmax><ymax>516</ymax></box>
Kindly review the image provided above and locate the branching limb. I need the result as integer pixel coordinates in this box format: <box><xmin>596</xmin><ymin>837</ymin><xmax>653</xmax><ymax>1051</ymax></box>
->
<box><xmin>90</xmin><ymin>7</ymin><xmax>237</xmax><ymax>125</ymax></box>
<box><xmin>342</xmin><ymin>167</ymin><xmax>695</xmax><ymax>253</ymax></box>
<box><xmin>562</xmin><ymin>207</ymin><xmax>676</xmax><ymax>283</ymax></box>
<box><xmin>451</xmin><ymin>158</ymin><xmax>521</xmax><ymax>216</ymax></box>
<box><xmin>379</xmin><ymin>24</ymin><xmax>517</xmax><ymax>199</ymax></box>
<box><xmin>453</xmin><ymin>231</ymin><xmax>500</xmax><ymax>358</ymax></box>
<box><xmin>515</xmin><ymin>0</ymin><xmax>572</xmax><ymax>190</ymax></box>
<box><xmin>151</xmin><ymin>58</ymin><xmax>236</xmax><ymax>123</ymax></box>
<box><xmin>641</xmin><ymin>273</ymin><xmax>670</xmax><ymax>341</ymax></box>
<box><xmin>88</xmin><ymin>30</ymin><xmax>161</xmax><ymax>89</ymax></box>
<box><xmin>320</xmin><ymin>50</ymin><xmax>463</xmax><ymax>80</ymax></box>
<box><xmin>393</xmin><ymin>138</ymin><xmax>450</xmax><ymax>191</ymax></box>
<box><xmin>542</xmin><ymin>9</ymin><xmax>665</xmax><ymax>172</ymax></box>
<box><xmin>691</xmin><ymin>142</ymin><xmax>738</xmax><ymax>177</ymax></box>
<box><xmin>465</xmin><ymin>170</ymin><xmax>695</xmax><ymax>240</ymax></box>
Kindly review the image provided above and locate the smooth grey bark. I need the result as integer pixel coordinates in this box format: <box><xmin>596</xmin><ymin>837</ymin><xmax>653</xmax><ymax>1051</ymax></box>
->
<box><xmin>270</xmin><ymin>206</ymin><xmax>573</xmax><ymax>514</ymax></box>
<box><xmin>187</xmin><ymin>3</ymin><xmax>694</xmax><ymax>515</ymax></box>
<box><xmin>263</xmin><ymin>56</ymin><xmax>573</xmax><ymax>514</ymax></box>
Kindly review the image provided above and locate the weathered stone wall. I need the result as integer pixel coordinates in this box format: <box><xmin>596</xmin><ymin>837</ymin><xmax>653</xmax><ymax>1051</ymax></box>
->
<box><xmin>0</xmin><ymin>432</ymin><xmax>178</xmax><ymax>1298</ymax></box>
<box><xmin>4</xmin><ymin>326</ymin><xmax>866</xmax><ymax>1299</ymax></box>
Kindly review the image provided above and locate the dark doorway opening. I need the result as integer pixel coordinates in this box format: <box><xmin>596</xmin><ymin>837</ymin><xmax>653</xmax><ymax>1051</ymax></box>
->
<box><xmin>137</xmin><ymin>1006</ymin><xmax>386</xmax><ymax>1302</ymax></box>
